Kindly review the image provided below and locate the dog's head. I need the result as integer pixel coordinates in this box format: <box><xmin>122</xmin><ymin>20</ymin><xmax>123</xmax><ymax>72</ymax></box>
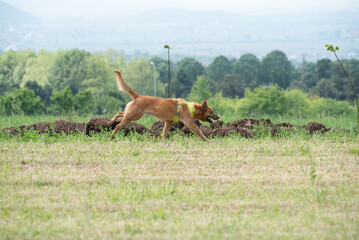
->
<box><xmin>198</xmin><ymin>99</ymin><xmax>219</xmax><ymax>124</ymax></box>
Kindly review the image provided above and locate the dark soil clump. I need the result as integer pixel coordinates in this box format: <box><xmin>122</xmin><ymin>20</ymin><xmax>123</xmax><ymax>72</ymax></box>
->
<box><xmin>86</xmin><ymin>117</ymin><xmax>147</xmax><ymax>136</ymax></box>
<box><xmin>151</xmin><ymin>121</ymin><xmax>185</xmax><ymax>133</ymax></box>
<box><xmin>275</xmin><ymin>122</ymin><xmax>296</xmax><ymax>130</ymax></box>
<box><xmin>302</xmin><ymin>122</ymin><xmax>331</xmax><ymax>134</ymax></box>
<box><xmin>86</xmin><ymin>117</ymin><xmax>116</xmax><ymax>135</ymax></box>
<box><xmin>1</xmin><ymin>117</ymin><xmax>336</xmax><ymax>138</ymax></box>
<box><xmin>27</xmin><ymin>122</ymin><xmax>52</xmax><ymax>134</ymax></box>
<box><xmin>1</xmin><ymin>125</ymin><xmax>27</xmax><ymax>136</ymax></box>
<box><xmin>53</xmin><ymin>120</ymin><xmax>85</xmax><ymax>135</ymax></box>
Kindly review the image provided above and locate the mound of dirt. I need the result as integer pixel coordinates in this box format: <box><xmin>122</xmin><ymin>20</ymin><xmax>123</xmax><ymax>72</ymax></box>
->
<box><xmin>0</xmin><ymin>120</ymin><xmax>86</xmax><ymax>136</ymax></box>
<box><xmin>151</xmin><ymin>121</ymin><xmax>185</xmax><ymax>132</ymax></box>
<box><xmin>54</xmin><ymin>120</ymin><xmax>86</xmax><ymax>135</ymax></box>
<box><xmin>1</xmin><ymin>125</ymin><xmax>27</xmax><ymax>136</ymax></box>
<box><xmin>302</xmin><ymin>122</ymin><xmax>331</xmax><ymax>134</ymax></box>
<box><xmin>275</xmin><ymin>122</ymin><xmax>296</xmax><ymax>130</ymax></box>
<box><xmin>27</xmin><ymin>122</ymin><xmax>52</xmax><ymax>133</ymax></box>
<box><xmin>85</xmin><ymin>117</ymin><xmax>147</xmax><ymax>136</ymax></box>
<box><xmin>85</xmin><ymin>117</ymin><xmax>116</xmax><ymax>135</ymax></box>
<box><xmin>1</xmin><ymin>116</ymin><xmax>336</xmax><ymax>138</ymax></box>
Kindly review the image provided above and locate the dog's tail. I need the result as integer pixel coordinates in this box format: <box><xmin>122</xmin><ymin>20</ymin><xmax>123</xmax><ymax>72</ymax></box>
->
<box><xmin>114</xmin><ymin>70</ymin><xmax>139</xmax><ymax>100</ymax></box>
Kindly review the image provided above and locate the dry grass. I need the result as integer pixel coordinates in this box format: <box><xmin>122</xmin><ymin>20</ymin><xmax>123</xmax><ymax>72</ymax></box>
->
<box><xmin>1</xmin><ymin>133</ymin><xmax>359</xmax><ymax>239</ymax></box>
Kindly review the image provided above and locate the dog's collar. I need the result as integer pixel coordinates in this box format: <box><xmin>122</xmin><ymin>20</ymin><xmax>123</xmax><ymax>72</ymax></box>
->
<box><xmin>173</xmin><ymin>100</ymin><xmax>194</xmax><ymax>122</ymax></box>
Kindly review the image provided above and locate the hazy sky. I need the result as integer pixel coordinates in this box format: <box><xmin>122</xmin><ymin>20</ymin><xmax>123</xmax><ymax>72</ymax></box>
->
<box><xmin>4</xmin><ymin>0</ymin><xmax>359</xmax><ymax>17</ymax></box>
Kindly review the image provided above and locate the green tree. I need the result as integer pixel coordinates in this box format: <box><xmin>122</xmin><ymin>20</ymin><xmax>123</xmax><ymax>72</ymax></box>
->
<box><xmin>218</xmin><ymin>74</ymin><xmax>245</xmax><ymax>98</ymax></box>
<box><xmin>123</xmin><ymin>57</ymin><xmax>165</xmax><ymax>97</ymax></box>
<box><xmin>0</xmin><ymin>50</ymin><xmax>35</xmax><ymax>95</ymax></box>
<box><xmin>24</xmin><ymin>81</ymin><xmax>52</xmax><ymax>107</ymax></box>
<box><xmin>261</xmin><ymin>50</ymin><xmax>294</xmax><ymax>88</ymax></box>
<box><xmin>74</xmin><ymin>89</ymin><xmax>95</xmax><ymax>115</ymax></box>
<box><xmin>22</xmin><ymin>50</ymin><xmax>55</xmax><ymax>87</ymax></box>
<box><xmin>1</xmin><ymin>88</ymin><xmax>44</xmax><ymax>115</ymax></box>
<box><xmin>172</xmin><ymin>57</ymin><xmax>204</xmax><ymax>97</ymax></box>
<box><xmin>81</xmin><ymin>53</ymin><xmax>116</xmax><ymax>113</ymax></box>
<box><xmin>316</xmin><ymin>58</ymin><xmax>332</xmax><ymax>80</ymax></box>
<box><xmin>49</xmin><ymin>49</ymin><xmax>90</xmax><ymax>94</ymax></box>
<box><xmin>49</xmin><ymin>86</ymin><xmax>74</xmax><ymax>114</ymax></box>
<box><xmin>314</xmin><ymin>78</ymin><xmax>340</xmax><ymax>99</ymax></box>
<box><xmin>188</xmin><ymin>76</ymin><xmax>213</xmax><ymax>103</ymax></box>
<box><xmin>207</xmin><ymin>55</ymin><xmax>232</xmax><ymax>82</ymax></box>
<box><xmin>233</xmin><ymin>53</ymin><xmax>260</xmax><ymax>89</ymax></box>
<box><xmin>342</xmin><ymin>59</ymin><xmax>359</xmax><ymax>101</ymax></box>
<box><xmin>301</xmin><ymin>62</ymin><xmax>318</xmax><ymax>89</ymax></box>
<box><xmin>104</xmin><ymin>96</ymin><xmax>124</xmax><ymax>114</ymax></box>
<box><xmin>104</xmin><ymin>48</ymin><xmax>126</xmax><ymax>70</ymax></box>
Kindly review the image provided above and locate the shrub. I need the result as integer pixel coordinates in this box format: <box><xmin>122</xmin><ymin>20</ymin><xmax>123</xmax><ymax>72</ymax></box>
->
<box><xmin>308</xmin><ymin>96</ymin><xmax>354</xmax><ymax>116</ymax></box>
<box><xmin>237</xmin><ymin>86</ymin><xmax>286</xmax><ymax>115</ymax></box>
<box><xmin>0</xmin><ymin>88</ymin><xmax>44</xmax><ymax>115</ymax></box>
<box><xmin>74</xmin><ymin>89</ymin><xmax>96</xmax><ymax>115</ymax></box>
<box><xmin>208</xmin><ymin>92</ymin><xmax>240</xmax><ymax>116</ymax></box>
<box><xmin>48</xmin><ymin>86</ymin><xmax>74</xmax><ymax>114</ymax></box>
<box><xmin>284</xmin><ymin>89</ymin><xmax>310</xmax><ymax>116</ymax></box>
<box><xmin>208</xmin><ymin>86</ymin><xmax>354</xmax><ymax>117</ymax></box>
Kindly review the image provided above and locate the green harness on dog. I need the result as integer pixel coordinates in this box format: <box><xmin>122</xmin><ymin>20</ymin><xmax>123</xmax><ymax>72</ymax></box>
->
<box><xmin>172</xmin><ymin>101</ymin><xmax>194</xmax><ymax>123</ymax></box>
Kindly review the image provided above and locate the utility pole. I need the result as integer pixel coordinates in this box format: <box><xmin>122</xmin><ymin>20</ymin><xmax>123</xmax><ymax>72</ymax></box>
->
<box><xmin>164</xmin><ymin>45</ymin><xmax>171</xmax><ymax>98</ymax></box>
<box><xmin>150</xmin><ymin>61</ymin><xmax>156</xmax><ymax>97</ymax></box>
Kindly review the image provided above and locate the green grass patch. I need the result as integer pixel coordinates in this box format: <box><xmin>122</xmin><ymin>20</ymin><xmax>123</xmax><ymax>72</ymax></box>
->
<box><xmin>0</xmin><ymin>115</ymin><xmax>358</xmax><ymax>239</ymax></box>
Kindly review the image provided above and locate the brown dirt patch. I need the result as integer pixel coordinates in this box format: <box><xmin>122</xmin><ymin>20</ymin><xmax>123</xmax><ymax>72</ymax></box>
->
<box><xmin>86</xmin><ymin>117</ymin><xmax>147</xmax><ymax>136</ymax></box>
<box><xmin>302</xmin><ymin>122</ymin><xmax>331</xmax><ymax>134</ymax></box>
<box><xmin>1</xmin><ymin>117</ymin><xmax>336</xmax><ymax>138</ymax></box>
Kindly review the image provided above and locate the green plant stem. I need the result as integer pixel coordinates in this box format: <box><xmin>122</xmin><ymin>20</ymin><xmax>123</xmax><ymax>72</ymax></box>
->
<box><xmin>333</xmin><ymin>51</ymin><xmax>359</xmax><ymax>129</ymax></box>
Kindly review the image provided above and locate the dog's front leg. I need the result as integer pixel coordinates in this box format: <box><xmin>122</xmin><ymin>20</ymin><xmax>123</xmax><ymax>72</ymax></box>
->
<box><xmin>162</xmin><ymin>120</ymin><xmax>174</xmax><ymax>139</ymax></box>
<box><xmin>184</xmin><ymin>121</ymin><xmax>209</xmax><ymax>141</ymax></box>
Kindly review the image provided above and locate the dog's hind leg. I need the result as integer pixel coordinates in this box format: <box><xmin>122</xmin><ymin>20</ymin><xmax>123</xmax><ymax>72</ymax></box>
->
<box><xmin>109</xmin><ymin>111</ymin><xmax>124</xmax><ymax>126</ymax></box>
<box><xmin>109</xmin><ymin>108</ymin><xmax>143</xmax><ymax>139</ymax></box>
<box><xmin>162</xmin><ymin>120</ymin><xmax>174</xmax><ymax>139</ymax></box>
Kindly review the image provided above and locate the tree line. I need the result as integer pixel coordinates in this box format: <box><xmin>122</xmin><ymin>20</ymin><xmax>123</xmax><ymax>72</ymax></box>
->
<box><xmin>0</xmin><ymin>48</ymin><xmax>358</xmax><ymax>116</ymax></box>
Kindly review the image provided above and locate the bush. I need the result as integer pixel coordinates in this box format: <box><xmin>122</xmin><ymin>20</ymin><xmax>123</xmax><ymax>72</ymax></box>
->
<box><xmin>48</xmin><ymin>86</ymin><xmax>74</xmax><ymax>114</ymax></box>
<box><xmin>208</xmin><ymin>92</ymin><xmax>240</xmax><ymax>116</ymax></box>
<box><xmin>104</xmin><ymin>96</ymin><xmax>124</xmax><ymax>115</ymax></box>
<box><xmin>207</xmin><ymin>86</ymin><xmax>354</xmax><ymax>118</ymax></box>
<box><xmin>308</xmin><ymin>96</ymin><xmax>354</xmax><ymax>116</ymax></box>
<box><xmin>0</xmin><ymin>88</ymin><xmax>44</xmax><ymax>115</ymax></box>
<box><xmin>237</xmin><ymin>86</ymin><xmax>286</xmax><ymax>115</ymax></box>
<box><xmin>74</xmin><ymin>89</ymin><xmax>96</xmax><ymax>115</ymax></box>
<box><xmin>284</xmin><ymin>89</ymin><xmax>310</xmax><ymax>116</ymax></box>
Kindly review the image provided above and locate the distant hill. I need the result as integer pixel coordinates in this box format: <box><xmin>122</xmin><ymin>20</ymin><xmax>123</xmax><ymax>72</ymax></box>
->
<box><xmin>133</xmin><ymin>8</ymin><xmax>239</xmax><ymax>25</ymax></box>
<box><xmin>0</xmin><ymin>5</ymin><xmax>358</xmax><ymax>62</ymax></box>
<box><xmin>133</xmin><ymin>7</ymin><xmax>359</xmax><ymax>27</ymax></box>
<box><xmin>0</xmin><ymin>1</ymin><xmax>38</xmax><ymax>25</ymax></box>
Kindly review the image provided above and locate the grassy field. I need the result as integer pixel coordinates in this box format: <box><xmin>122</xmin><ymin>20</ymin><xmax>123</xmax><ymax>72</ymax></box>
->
<box><xmin>0</xmin><ymin>114</ymin><xmax>359</xmax><ymax>239</ymax></box>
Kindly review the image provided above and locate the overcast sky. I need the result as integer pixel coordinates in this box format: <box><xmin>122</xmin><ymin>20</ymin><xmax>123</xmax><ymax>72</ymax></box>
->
<box><xmin>4</xmin><ymin>0</ymin><xmax>359</xmax><ymax>17</ymax></box>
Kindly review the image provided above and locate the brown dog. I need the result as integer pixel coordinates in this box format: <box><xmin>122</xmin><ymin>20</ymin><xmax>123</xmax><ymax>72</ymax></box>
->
<box><xmin>109</xmin><ymin>71</ymin><xmax>219</xmax><ymax>141</ymax></box>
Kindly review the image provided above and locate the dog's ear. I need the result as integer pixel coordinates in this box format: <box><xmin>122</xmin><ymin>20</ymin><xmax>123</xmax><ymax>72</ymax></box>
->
<box><xmin>201</xmin><ymin>99</ymin><xmax>208</xmax><ymax>111</ymax></box>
